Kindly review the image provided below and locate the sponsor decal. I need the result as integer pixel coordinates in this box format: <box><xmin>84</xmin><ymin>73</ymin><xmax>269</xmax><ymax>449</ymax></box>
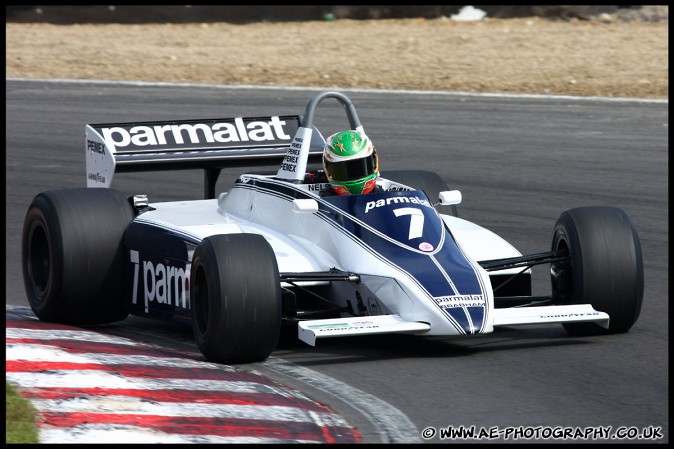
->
<box><xmin>434</xmin><ymin>294</ymin><xmax>485</xmax><ymax>308</ymax></box>
<box><xmin>276</xmin><ymin>126</ymin><xmax>313</xmax><ymax>181</ymax></box>
<box><xmin>130</xmin><ymin>250</ymin><xmax>190</xmax><ymax>313</ymax></box>
<box><xmin>279</xmin><ymin>135</ymin><xmax>304</xmax><ymax>173</ymax></box>
<box><xmin>308</xmin><ymin>183</ymin><xmax>331</xmax><ymax>192</ymax></box>
<box><xmin>541</xmin><ymin>312</ymin><xmax>600</xmax><ymax>318</ymax></box>
<box><xmin>419</xmin><ymin>242</ymin><xmax>434</xmax><ymax>252</ymax></box>
<box><xmin>87</xmin><ymin>172</ymin><xmax>106</xmax><ymax>184</ymax></box>
<box><xmin>308</xmin><ymin>320</ymin><xmax>380</xmax><ymax>333</ymax></box>
<box><xmin>364</xmin><ymin>196</ymin><xmax>432</xmax><ymax>213</ymax></box>
<box><xmin>87</xmin><ymin>139</ymin><xmax>105</xmax><ymax>155</ymax></box>
<box><xmin>308</xmin><ymin>322</ymin><xmax>349</xmax><ymax>329</ymax></box>
<box><xmin>100</xmin><ymin>116</ymin><xmax>291</xmax><ymax>151</ymax></box>
<box><xmin>387</xmin><ymin>184</ymin><xmax>411</xmax><ymax>192</ymax></box>
<box><xmin>315</xmin><ymin>325</ymin><xmax>379</xmax><ymax>333</ymax></box>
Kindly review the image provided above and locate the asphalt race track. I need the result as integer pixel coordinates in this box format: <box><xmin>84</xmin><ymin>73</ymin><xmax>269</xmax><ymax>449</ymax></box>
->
<box><xmin>5</xmin><ymin>80</ymin><xmax>668</xmax><ymax>443</ymax></box>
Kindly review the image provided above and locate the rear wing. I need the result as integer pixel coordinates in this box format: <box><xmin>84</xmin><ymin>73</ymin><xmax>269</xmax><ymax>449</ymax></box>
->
<box><xmin>85</xmin><ymin>115</ymin><xmax>326</xmax><ymax>198</ymax></box>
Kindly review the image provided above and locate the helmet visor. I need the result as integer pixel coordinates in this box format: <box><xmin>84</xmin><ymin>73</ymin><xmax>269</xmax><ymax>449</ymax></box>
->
<box><xmin>326</xmin><ymin>151</ymin><xmax>378</xmax><ymax>182</ymax></box>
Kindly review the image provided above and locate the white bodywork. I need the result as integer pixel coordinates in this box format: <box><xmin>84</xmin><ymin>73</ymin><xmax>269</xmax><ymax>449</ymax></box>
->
<box><xmin>132</xmin><ymin>174</ymin><xmax>609</xmax><ymax>345</ymax></box>
<box><xmin>84</xmin><ymin>90</ymin><xmax>609</xmax><ymax>347</ymax></box>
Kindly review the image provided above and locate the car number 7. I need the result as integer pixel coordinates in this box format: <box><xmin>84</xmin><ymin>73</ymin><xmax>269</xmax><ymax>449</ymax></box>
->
<box><xmin>393</xmin><ymin>207</ymin><xmax>424</xmax><ymax>240</ymax></box>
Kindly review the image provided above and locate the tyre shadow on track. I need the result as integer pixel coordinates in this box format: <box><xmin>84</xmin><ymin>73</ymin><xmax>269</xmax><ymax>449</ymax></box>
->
<box><xmin>273</xmin><ymin>325</ymin><xmax>600</xmax><ymax>367</ymax></box>
<box><xmin>16</xmin><ymin>307</ymin><xmax>604</xmax><ymax>368</ymax></box>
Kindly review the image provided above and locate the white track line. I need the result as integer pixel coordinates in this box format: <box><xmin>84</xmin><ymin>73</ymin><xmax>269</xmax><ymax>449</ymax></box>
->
<box><xmin>6</xmin><ymin>77</ymin><xmax>667</xmax><ymax>104</ymax></box>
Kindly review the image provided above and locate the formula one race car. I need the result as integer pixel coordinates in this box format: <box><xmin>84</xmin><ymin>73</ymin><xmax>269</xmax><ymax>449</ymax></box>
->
<box><xmin>22</xmin><ymin>91</ymin><xmax>644</xmax><ymax>364</ymax></box>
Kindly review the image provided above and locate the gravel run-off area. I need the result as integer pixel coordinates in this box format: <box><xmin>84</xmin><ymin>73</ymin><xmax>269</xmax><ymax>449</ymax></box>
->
<box><xmin>5</xmin><ymin>9</ymin><xmax>669</xmax><ymax>99</ymax></box>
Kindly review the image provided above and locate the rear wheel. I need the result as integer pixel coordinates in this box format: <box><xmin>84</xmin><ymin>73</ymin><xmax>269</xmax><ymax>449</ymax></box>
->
<box><xmin>190</xmin><ymin>234</ymin><xmax>282</xmax><ymax>364</ymax></box>
<box><xmin>22</xmin><ymin>188</ymin><xmax>134</xmax><ymax>325</ymax></box>
<box><xmin>551</xmin><ymin>206</ymin><xmax>644</xmax><ymax>335</ymax></box>
<box><xmin>382</xmin><ymin>170</ymin><xmax>458</xmax><ymax>216</ymax></box>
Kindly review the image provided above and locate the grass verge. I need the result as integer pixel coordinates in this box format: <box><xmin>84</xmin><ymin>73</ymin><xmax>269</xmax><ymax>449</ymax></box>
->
<box><xmin>6</xmin><ymin>381</ymin><xmax>39</xmax><ymax>444</ymax></box>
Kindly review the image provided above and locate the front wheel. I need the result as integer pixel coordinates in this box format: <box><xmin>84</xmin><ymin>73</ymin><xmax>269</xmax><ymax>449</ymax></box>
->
<box><xmin>190</xmin><ymin>234</ymin><xmax>282</xmax><ymax>364</ymax></box>
<box><xmin>551</xmin><ymin>206</ymin><xmax>644</xmax><ymax>335</ymax></box>
<box><xmin>21</xmin><ymin>188</ymin><xmax>134</xmax><ymax>325</ymax></box>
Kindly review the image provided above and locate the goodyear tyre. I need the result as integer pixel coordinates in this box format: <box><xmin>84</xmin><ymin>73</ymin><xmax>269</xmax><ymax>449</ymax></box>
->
<box><xmin>382</xmin><ymin>170</ymin><xmax>458</xmax><ymax>217</ymax></box>
<box><xmin>190</xmin><ymin>234</ymin><xmax>282</xmax><ymax>364</ymax></box>
<box><xmin>22</xmin><ymin>188</ymin><xmax>134</xmax><ymax>325</ymax></box>
<box><xmin>551</xmin><ymin>206</ymin><xmax>644</xmax><ymax>335</ymax></box>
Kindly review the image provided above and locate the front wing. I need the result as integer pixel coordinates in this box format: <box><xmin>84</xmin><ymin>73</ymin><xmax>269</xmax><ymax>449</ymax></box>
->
<box><xmin>298</xmin><ymin>305</ymin><xmax>609</xmax><ymax>346</ymax></box>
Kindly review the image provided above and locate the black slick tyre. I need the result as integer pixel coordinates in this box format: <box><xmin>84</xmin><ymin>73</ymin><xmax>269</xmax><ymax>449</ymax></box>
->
<box><xmin>550</xmin><ymin>206</ymin><xmax>644</xmax><ymax>335</ymax></box>
<box><xmin>382</xmin><ymin>170</ymin><xmax>458</xmax><ymax>216</ymax></box>
<box><xmin>190</xmin><ymin>234</ymin><xmax>282</xmax><ymax>364</ymax></box>
<box><xmin>21</xmin><ymin>188</ymin><xmax>134</xmax><ymax>325</ymax></box>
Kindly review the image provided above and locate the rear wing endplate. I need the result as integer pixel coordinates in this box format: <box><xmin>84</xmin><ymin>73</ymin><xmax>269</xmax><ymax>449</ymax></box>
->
<box><xmin>85</xmin><ymin>115</ymin><xmax>325</xmax><ymax>198</ymax></box>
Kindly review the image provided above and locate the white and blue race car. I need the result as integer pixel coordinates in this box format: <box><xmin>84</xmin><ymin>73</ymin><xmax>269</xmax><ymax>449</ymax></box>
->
<box><xmin>21</xmin><ymin>91</ymin><xmax>644</xmax><ymax>364</ymax></box>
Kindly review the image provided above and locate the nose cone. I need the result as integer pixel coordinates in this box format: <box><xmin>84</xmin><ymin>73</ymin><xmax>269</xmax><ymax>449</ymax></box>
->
<box><xmin>438</xmin><ymin>303</ymin><xmax>486</xmax><ymax>335</ymax></box>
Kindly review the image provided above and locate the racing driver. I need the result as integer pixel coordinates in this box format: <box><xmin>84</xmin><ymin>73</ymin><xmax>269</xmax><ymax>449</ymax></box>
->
<box><xmin>319</xmin><ymin>129</ymin><xmax>380</xmax><ymax>196</ymax></box>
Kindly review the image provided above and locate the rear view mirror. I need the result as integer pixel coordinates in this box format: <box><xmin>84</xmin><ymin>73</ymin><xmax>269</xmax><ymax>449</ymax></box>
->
<box><xmin>292</xmin><ymin>198</ymin><xmax>319</xmax><ymax>213</ymax></box>
<box><xmin>438</xmin><ymin>190</ymin><xmax>462</xmax><ymax>206</ymax></box>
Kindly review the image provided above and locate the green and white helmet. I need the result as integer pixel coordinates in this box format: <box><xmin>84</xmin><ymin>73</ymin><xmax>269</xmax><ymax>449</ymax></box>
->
<box><xmin>322</xmin><ymin>130</ymin><xmax>379</xmax><ymax>195</ymax></box>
